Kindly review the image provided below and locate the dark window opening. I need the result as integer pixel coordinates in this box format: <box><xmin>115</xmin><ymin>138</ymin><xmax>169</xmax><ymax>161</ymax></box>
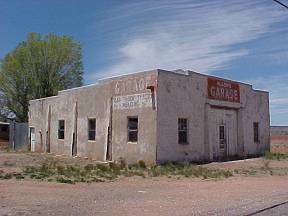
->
<box><xmin>219</xmin><ymin>125</ymin><xmax>225</xmax><ymax>140</ymax></box>
<box><xmin>58</xmin><ymin>120</ymin><xmax>65</xmax><ymax>139</ymax></box>
<box><xmin>1</xmin><ymin>126</ymin><xmax>8</xmax><ymax>132</ymax></box>
<box><xmin>88</xmin><ymin>118</ymin><xmax>96</xmax><ymax>141</ymax></box>
<box><xmin>253</xmin><ymin>122</ymin><xmax>259</xmax><ymax>142</ymax></box>
<box><xmin>178</xmin><ymin>118</ymin><xmax>188</xmax><ymax>144</ymax></box>
<box><xmin>128</xmin><ymin>117</ymin><xmax>138</xmax><ymax>142</ymax></box>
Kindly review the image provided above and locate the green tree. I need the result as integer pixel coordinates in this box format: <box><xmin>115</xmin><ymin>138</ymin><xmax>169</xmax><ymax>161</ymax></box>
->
<box><xmin>0</xmin><ymin>32</ymin><xmax>83</xmax><ymax>122</ymax></box>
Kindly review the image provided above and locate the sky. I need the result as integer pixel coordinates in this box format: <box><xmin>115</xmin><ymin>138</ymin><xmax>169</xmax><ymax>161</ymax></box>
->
<box><xmin>0</xmin><ymin>0</ymin><xmax>288</xmax><ymax>125</ymax></box>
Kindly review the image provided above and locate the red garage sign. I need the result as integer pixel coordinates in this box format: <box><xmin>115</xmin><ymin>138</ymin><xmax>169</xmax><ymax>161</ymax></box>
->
<box><xmin>207</xmin><ymin>78</ymin><xmax>240</xmax><ymax>103</ymax></box>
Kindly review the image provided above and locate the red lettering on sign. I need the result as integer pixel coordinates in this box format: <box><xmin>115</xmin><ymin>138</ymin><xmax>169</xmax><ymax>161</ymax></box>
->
<box><xmin>207</xmin><ymin>78</ymin><xmax>240</xmax><ymax>103</ymax></box>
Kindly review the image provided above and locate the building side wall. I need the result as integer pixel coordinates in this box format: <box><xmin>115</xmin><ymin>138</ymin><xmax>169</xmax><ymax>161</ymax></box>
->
<box><xmin>156</xmin><ymin>70</ymin><xmax>270</xmax><ymax>163</ymax></box>
<box><xmin>29</xmin><ymin>83</ymin><xmax>111</xmax><ymax>159</ymax></box>
<box><xmin>157</xmin><ymin>71</ymin><xmax>207</xmax><ymax>162</ymax></box>
<box><xmin>240</xmin><ymin>88</ymin><xmax>270</xmax><ymax>156</ymax></box>
<box><xmin>29</xmin><ymin>70</ymin><xmax>158</xmax><ymax>164</ymax></box>
<box><xmin>110</xmin><ymin>71</ymin><xmax>158</xmax><ymax>164</ymax></box>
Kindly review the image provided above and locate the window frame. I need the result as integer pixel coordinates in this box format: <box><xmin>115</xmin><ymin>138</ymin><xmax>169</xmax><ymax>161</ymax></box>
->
<box><xmin>58</xmin><ymin>120</ymin><xmax>65</xmax><ymax>140</ymax></box>
<box><xmin>253</xmin><ymin>122</ymin><xmax>260</xmax><ymax>143</ymax></box>
<box><xmin>178</xmin><ymin>118</ymin><xmax>188</xmax><ymax>144</ymax></box>
<box><xmin>88</xmin><ymin>118</ymin><xmax>96</xmax><ymax>141</ymax></box>
<box><xmin>127</xmin><ymin>116</ymin><xmax>138</xmax><ymax>143</ymax></box>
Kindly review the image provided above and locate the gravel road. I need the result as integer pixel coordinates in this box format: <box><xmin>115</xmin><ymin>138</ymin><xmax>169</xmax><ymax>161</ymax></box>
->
<box><xmin>1</xmin><ymin>176</ymin><xmax>288</xmax><ymax>216</ymax></box>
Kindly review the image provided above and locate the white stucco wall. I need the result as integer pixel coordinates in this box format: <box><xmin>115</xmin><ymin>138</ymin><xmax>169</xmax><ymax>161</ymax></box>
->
<box><xmin>156</xmin><ymin>70</ymin><xmax>270</xmax><ymax>163</ymax></box>
<box><xmin>29</xmin><ymin>69</ymin><xmax>270</xmax><ymax>164</ymax></box>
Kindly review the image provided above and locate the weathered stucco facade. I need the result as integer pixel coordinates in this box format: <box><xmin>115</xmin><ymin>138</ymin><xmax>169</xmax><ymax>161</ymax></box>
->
<box><xmin>29</xmin><ymin>69</ymin><xmax>270</xmax><ymax>164</ymax></box>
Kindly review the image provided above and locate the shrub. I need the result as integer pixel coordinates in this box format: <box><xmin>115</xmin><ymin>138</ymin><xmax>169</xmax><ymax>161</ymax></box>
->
<box><xmin>117</xmin><ymin>157</ymin><xmax>127</xmax><ymax>169</ymax></box>
<box><xmin>264</xmin><ymin>152</ymin><xmax>288</xmax><ymax>160</ymax></box>
<box><xmin>56</xmin><ymin>177</ymin><xmax>74</xmax><ymax>184</ymax></box>
<box><xmin>138</xmin><ymin>160</ymin><xmax>146</xmax><ymax>169</ymax></box>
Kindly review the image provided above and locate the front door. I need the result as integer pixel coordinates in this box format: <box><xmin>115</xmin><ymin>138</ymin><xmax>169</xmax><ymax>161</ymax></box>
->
<box><xmin>30</xmin><ymin>127</ymin><xmax>36</xmax><ymax>152</ymax></box>
<box><xmin>209</xmin><ymin>108</ymin><xmax>237</xmax><ymax>161</ymax></box>
<box><xmin>46</xmin><ymin>131</ymin><xmax>50</xmax><ymax>153</ymax></box>
<box><xmin>72</xmin><ymin>133</ymin><xmax>77</xmax><ymax>156</ymax></box>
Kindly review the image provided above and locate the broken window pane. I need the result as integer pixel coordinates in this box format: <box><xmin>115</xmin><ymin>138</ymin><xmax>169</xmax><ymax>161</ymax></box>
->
<box><xmin>128</xmin><ymin>117</ymin><xmax>138</xmax><ymax>142</ymax></box>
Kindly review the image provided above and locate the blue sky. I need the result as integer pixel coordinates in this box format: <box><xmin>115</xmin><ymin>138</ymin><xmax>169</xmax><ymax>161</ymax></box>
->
<box><xmin>0</xmin><ymin>0</ymin><xmax>288</xmax><ymax>125</ymax></box>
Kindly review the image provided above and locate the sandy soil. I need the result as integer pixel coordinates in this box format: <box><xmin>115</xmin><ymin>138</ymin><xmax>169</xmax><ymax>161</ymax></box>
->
<box><xmin>1</xmin><ymin>176</ymin><xmax>288</xmax><ymax>216</ymax></box>
<box><xmin>271</xmin><ymin>135</ymin><xmax>288</xmax><ymax>153</ymax></box>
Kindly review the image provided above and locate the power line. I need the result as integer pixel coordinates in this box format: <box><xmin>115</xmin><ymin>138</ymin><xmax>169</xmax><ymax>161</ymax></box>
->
<box><xmin>272</xmin><ymin>0</ymin><xmax>288</xmax><ymax>9</ymax></box>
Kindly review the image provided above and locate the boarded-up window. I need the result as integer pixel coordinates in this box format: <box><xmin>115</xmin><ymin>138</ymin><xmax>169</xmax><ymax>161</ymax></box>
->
<box><xmin>178</xmin><ymin>118</ymin><xmax>188</xmax><ymax>144</ymax></box>
<box><xmin>253</xmin><ymin>122</ymin><xmax>259</xmax><ymax>142</ymax></box>
<box><xmin>58</xmin><ymin>120</ymin><xmax>65</xmax><ymax>139</ymax></box>
<box><xmin>88</xmin><ymin>118</ymin><xmax>96</xmax><ymax>141</ymax></box>
<box><xmin>128</xmin><ymin>117</ymin><xmax>138</xmax><ymax>142</ymax></box>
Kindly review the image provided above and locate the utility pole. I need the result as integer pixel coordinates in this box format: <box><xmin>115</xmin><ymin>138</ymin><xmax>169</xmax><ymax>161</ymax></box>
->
<box><xmin>272</xmin><ymin>0</ymin><xmax>288</xmax><ymax>10</ymax></box>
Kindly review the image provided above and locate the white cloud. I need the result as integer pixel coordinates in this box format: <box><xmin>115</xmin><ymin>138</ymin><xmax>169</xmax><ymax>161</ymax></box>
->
<box><xmin>91</xmin><ymin>0</ymin><xmax>288</xmax><ymax>79</ymax></box>
<box><xmin>248</xmin><ymin>74</ymin><xmax>288</xmax><ymax>125</ymax></box>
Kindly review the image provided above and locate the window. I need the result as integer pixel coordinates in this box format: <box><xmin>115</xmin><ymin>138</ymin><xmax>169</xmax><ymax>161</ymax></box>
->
<box><xmin>88</xmin><ymin>118</ymin><xmax>96</xmax><ymax>141</ymax></box>
<box><xmin>178</xmin><ymin>118</ymin><xmax>188</xmax><ymax>144</ymax></box>
<box><xmin>127</xmin><ymin>117</ymin><xmax>138</xmax><ymax>142</ymax></box>
<box><xmin>253</xmin><ymin>122</ymin><xmax>259</xmax><ymax>143</ymax></box>
<box><xmin>219</xmin><ymin>125</ymin><xmax>225</xmax><ymax>140</ymax></box>
<box><xmin>58</xmin><ymin>120</ymin><xmax>65</xmax><ymax>139</ymax></box>
<box><xmin>1</xmin><ymin>126</ymin><xmax>8</xmax><ymax>132</ymax></box>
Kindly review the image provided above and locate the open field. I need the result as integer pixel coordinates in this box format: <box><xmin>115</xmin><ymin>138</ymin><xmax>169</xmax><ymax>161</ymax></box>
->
<box><xmin>271</xmin><ymin>134</ymin><xmax>288</xmax><ymax>154</ymax></box>
<box><xmin>1</xmin><ymin>151</ymin><xmax>288</xmax><ymax>215</ymax></box>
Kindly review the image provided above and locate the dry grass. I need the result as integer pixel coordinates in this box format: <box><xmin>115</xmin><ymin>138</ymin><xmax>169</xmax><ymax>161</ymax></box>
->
<box><xmin>0</xmin><ymin>160</ymin><xmax>234</xmax><ymax>183</ymax></box>
<box><xmin>0</xmin><ymin>153</ymin><xmax>233</xmax><ymax>183</ymax></box>
<box><xmin>1</xmin><ymin>151</ymin><xmax>288</xmax><ymax>184</ymax></box>
<box><xmin>264</xmin><ymin>151</ymin><xmax>288</xmax><ymax>160</ymax></box>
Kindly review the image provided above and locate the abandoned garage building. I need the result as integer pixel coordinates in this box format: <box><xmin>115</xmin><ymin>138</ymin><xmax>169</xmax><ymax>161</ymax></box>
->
<box><xmin>28</xmin><ymin>69</ymin><xmax>270</xmax><ymax>164</ymax></box>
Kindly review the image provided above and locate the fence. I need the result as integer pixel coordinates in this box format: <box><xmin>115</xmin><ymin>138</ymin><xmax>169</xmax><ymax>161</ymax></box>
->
<box><xmin>9</xmin><ymin>121</ymin><xmax>29</xmax><ymax>150</ymax></box>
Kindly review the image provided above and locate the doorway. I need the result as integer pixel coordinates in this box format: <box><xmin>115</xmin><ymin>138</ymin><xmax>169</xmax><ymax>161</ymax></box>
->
<box><xmin>72</xmin><ymin>132</ymin><xmax>77</xmax><ymax>156</ymax></box>
<box><xmin>46</xmin><ymin>106</ymin><xmax>51</xmax><ymax>153</ymax></box>
<box><xmin>30</xmin><ymin>127</ymin><xmax>36</xmax><ymax>152</ymax></box>
<box><xmin>209</xmin><ymin>108</ymin><xmax>237</xmax><ymax>161</ymax></box>
<box><xmin>46</xmin><ymin>131</ymin><xmax>50</xmax><ymax>153</ymax></box>
<box><xmin>219</xmin><ymin>124</ymin><xmax>227</xmax><ymax>159</ymax></box>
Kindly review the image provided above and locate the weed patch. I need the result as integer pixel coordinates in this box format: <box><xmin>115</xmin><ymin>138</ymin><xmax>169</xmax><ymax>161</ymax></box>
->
<box><xmin>147</xmin><ymin>162</ymin><xmax>233</xmax><ymax>179</ymax></box>
<box><xmin>264</xmin><ymin>152</ymin><xmax>288</xmax><ymax>160</ymax></box>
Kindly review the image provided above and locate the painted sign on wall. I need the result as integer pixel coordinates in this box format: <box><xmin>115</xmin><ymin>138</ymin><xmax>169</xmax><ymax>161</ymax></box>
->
<box><xmin>207</xmin><ymin>78</ymin><xmax>240</xmax><ymax>103</ymax></box>
<box><xmin>114</xmin><ymin>74</ymin><xmax>157</xmax><ymax>95</ymax></box>
<box><xmin>113</xmin><ymin>93</ymin><xmax>152</xmax><ymax>110</ymax></box>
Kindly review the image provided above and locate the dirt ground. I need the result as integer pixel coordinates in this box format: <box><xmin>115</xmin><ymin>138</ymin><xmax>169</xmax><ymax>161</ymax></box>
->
<box><xmin>271</xmin><ymin>134</ymin><xmax>288</xmax><ymax>154</ymax></box>
<box><xmin>0</xmin><ymin>139</ymin><xmax>9</xmax><ymax>151</ymax></box>
<box><xmin>1</xmin><ymin>152</ymin><xmax>288</xmax><ymax>216</ymax></box>
<box><xmin>1</xmin><ymin>176</ymin><xmax>288</xmax><ymax>216</ymax></box>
